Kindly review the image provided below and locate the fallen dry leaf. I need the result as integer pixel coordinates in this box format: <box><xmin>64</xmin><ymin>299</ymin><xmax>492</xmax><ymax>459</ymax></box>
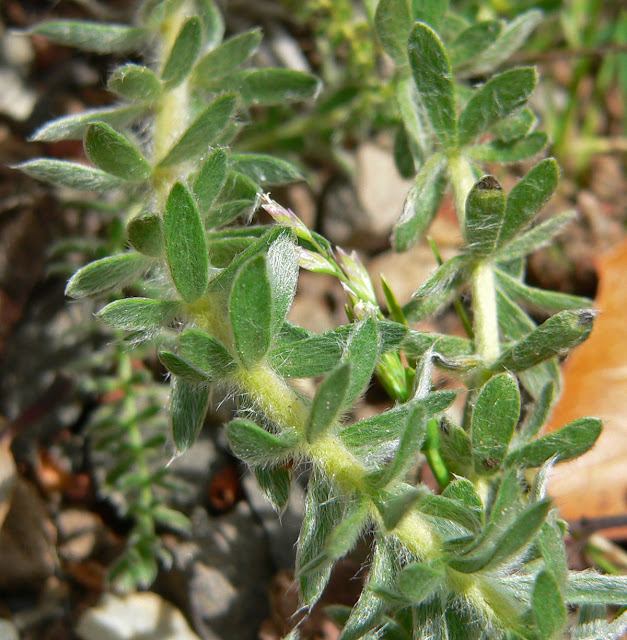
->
<box><xmin>547</xmin><ymin>237</ymin><xmax>627</xmax><ymax>525</ymax></box>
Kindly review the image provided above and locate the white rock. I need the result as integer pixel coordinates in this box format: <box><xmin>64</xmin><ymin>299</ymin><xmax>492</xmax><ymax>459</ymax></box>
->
<box><xmin>75</xmin><ymin>592</ymin><xmax>201</xmax><ymax>640</ymax></box>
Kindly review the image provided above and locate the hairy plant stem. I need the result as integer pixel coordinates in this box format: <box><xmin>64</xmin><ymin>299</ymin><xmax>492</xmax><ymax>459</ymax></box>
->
<box><xmin>153</xmin><ymin>7</ymin><xmax>191</xmax><ymax>203</ymax></box>
<box><xmin>233</xmin><ymin>361</ymin><xmax>439</xmax><ymax>558</ymax></box>
<box><xmin>449</xmin><ymin>153</ymin><xmax>501</xmax><ymax>367</ymax></box>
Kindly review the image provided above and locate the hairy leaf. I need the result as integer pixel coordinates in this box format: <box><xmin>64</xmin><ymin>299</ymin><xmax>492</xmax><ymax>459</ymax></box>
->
<box><xmin>506</xmin><ymin>417</ymin><xmax>602</xmax><ymax>468</ymax></box>
<box><xmin>23</xmin><ymin>159</ymin><xmax>123</xmax><ymax>194</ymax></box>
<box><xmin>231</xmin><ymin>153</ymin><xmax>303</xmax><ymax>186</ymax></box>
<box><xmin>170</xmin><ymin>377</ymin><xmax>210</xmax><ymax>452</ymax></box>
<box><xmin>306</xmin><ymin>362</ymin><xmax>351</xmax><ymax>444</ymax></box>
<box><xmin>393</xmin><ymin>154</ymin><xmax>447</xmax><ymax>251</ymax></box>
<box><xmin>84</xmin><ymin>123</ymin><xmax>151</xmax><ymax>181</ymax></box>
<box><xmin>230</xmin><ymin>255</ymin><xmax>273</xmax><ymax>368</ymax></box>
<box><xmin>533</xmin><ymin>571</ymin><xmax>567</xmax><ymax>639</ymax></box>
<box><xmin>127</xmin><ymin>213</ymin><xmax>164</xmax><ymax>257</ymax></box>
<box><xmin>161</xmin><ymin>16</ymin><xmax>201</xmax><ymax>88</ymax></box>
<box><xmin>163</xmin><ymin>182</ymin><xmax>209</xmax><ymax>302</ymax></box>
<box><xmin>108</xmin><ymin>64</ymin><xmax>162</xmax><ymax>102</ymax></box>
<box><xmin>408</xmin><ymin>22</ymin><xmax>457</xmax><ymax>149</ymax></box>
<box><xmin>464</xmin><ymin>175</ymin><xmax>507</xmax><ymax>256</ymax></box>
<box><xmin>194</xmin><ymin>28</ymin><xmax>262</xmax><ymax>81</ymax></box>
<box><xmin>66</xmin><ymin>252</ymin><xmax>150</xmax><ymax>298</ymax></box>
<box><xmin>179</xmin><ymin>329</ymin><xmax>237</xmax><ymax>379</ymax></box>
<box><xmin>458</xmin><ymin>67</ymin><xmax>537</xmax><ymax>147</ymax></box>
<box><xmin>226</xmin><ymin>419</ymin><xmax>297</xmax><ymax>465</ymax></box>
<box><xmin>97</xmin><ymin>298</ymin><xmax>180</xmax><ymax>331</ymax></box>
<box><xmin>472</xmin><ymin>373</ymin><xmax>520</xmax><ymax>473</ymax></box>
<box><xmin>30</xmin><ymin>20</ymin><xmax>147</xmax><ymax>54</ymax></box>
<box><xmin>466</xmin><ymin>133</ymin><xmax>548</xmax><ymax>164</ymax></box>
<box><xmin>158</xmin><ymin>94</ymin><xmax>236</xmax><ymax>167</ymax></box>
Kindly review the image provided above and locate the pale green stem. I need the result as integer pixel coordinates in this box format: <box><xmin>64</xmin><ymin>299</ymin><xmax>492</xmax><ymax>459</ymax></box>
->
<box><xmin>448</xmin><ymin>153</ymin><xmax>500</xmax><ymax>366</ymax></box>
<box><xmin>471</xmin><ymin>260</ymin><xmax>500</xmax><ymax>366</ymax></box>
<box><xmin>448</xmin><ymin>152</ymin><xmax>476</xmax><ymax>229</ymax></box>
<box><xmin>152</xmin><ymin>8</ymin><xmax>191</xmax><ymax>204</ymax></box>
<box><xmin>232</xmin><ymin>361</ymin><xmax>439</xmax><ymax>558</ymax></box>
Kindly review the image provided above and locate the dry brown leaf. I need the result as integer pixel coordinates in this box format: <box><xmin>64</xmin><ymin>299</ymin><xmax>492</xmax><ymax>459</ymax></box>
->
<box><xmin>546</xmin><ymin>237</ymin><xmax>627</xmax><ymax>525</ymax></box>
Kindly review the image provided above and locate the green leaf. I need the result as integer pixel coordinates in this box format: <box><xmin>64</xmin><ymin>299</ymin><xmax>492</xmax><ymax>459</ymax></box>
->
<box><xmin>66</xmin><ymin>252</ymin><xmax>150</xmax><ymax>298</ymax></box>
<box><xmin>499</xmin><ymin>158</ymin><xmax>560</xmax><ymax>247</ymax></box>
<box><xmin>267</xmin><ymin>230</ymin><xmax>298</xmax><ymax>335</ymax></box>
<box><xmin>324</xmin><ymin>499</ymin><xmax>369</xmax><ymax>562</ymax></box>
<box><xmin>207</xmin><ymin>227</ymin><xmax>285</xmax><ymax>294</ymax></box>
<box><xmin>161</xmin><ymin>17</ymin><xmax>202</xmax><ymax>88</ymax></box>
<box><xmin>270</xmin><ymin>332</ymin><xmax>343</xmax><ymax>378</ymax></box>
<box><xmin>533</xmin><ymin>571</ymin><xmax>567</xmax><ymax>639</ymax></box>
<box><xmin>97</xmin><ymin>298</ymin><xmax>180</xmax><ymax>331</ymax></box>
<box><xmin>565</xmin><ymin>573</ymin><xmax>627</xmax><ymax>605</ymax></box>
<box><xmin>439</xmin><ymin>420</ymin><xmax>473</xmax><ymax>477</ymax></box>
<box><xmin>152</xmin><ymin>505</ymin><xmax>191</xmax><ymax>533</ymax></box>
<box><xmin>170</xmin><ymin>377</ymin><xmax>210</xmax><ymax>453</ymax></box>
<box><xmin>230</xmin><ymin>255</ymin><xmax>273</xmax><ymax>368</ymax></box>
<box><xmin>340</xmin><ymin>392</ymin><xmax>456</xmax><ymax>460</ymax></box>
<box><xmin>16</xmin><ymin>158</ymin><xmax>124</xmax><ymax>191</ymax></box>
<box><xmin>393</xmin><ymin>154</ymin><xmax>447</xmax><ymax>251</ymax></box>
<box><xmin>374</xmin><ymin>0</ymin><xmax>412</xmax><ymax>66</ymax></box>
<box><xmin>30</xmin><ymin>105</ymin><xmax>145</xmax><ymax>142</ymax></box>
<box><xmin>84</xmin><ymin>123</ymin><xmax>151</xmax><ymax>182</ymax></box>
<box><xmin>376</xmin><ymin>487</ymin><xmax>425</xmax><ymax>531</ymax></box>
<box><xmin>449</xmin><ymin>20</ymin><xmax>502</xmax><ymax>74</ymax></box>
<box><xmin>393</xmin><ymin>124</ymin><xmax>416</xmax><ymax>179</ymax></box>
<box><xmin>411</xmin><ymin>0</ymin><xmax>448</xmax><ymax>31</ymax></box>
<box><xmin>338</xmin><ymin>538</ymin><xmax>396</xmax><ymax>640</ymax></box>
<box><xmin>495</xmin><ymin>309</ymin><xmax>595</xmax><ymax>372</ymax></box>
<box><xmin>195</xmin><ymin>0</ymin><xmax>224</xmax><ymax>48</ymax></box>
<box><xmin>464</xmin><ymin>175</ymin><xmax>506</xmax><ymax>256</ymax></box>
<box><xmin>494</xmin><ymin>209</ymin><xmax>576</xmax><ymax>262</ymax></box>
<box><xmin>442</xmin><ymin>478</ymin><xmax>483</xmax><ymax>518</ymax></box>
<box><xmin>397</xmin><ymin>563</ymin><xmax>444</xmax><ymax>603</ymax></box>
<box><xmin>403</xmin><ymin>255</ymin><xmax>467</xmax><ymax>322</ymax></box>
<box><xmin>506</xmin><ymin>417</ymin><xmax>602</xmax><ymax>468</ymax></box>
<box><xmin>417</xmin><ymin>494</ymin><xmax>482</xmax><ymax>533</ymax></box>
<box><xmin>158</xmin><ymin>94</ymin><xmax>236</xmax><ymax>167</ymax></box>
<box><xmin>163</xmin><ymin>182</ymin><xmax>209</xmax><ymax>302</ymax></box>
<box><xmin>466</xmin><ymin>10</ymin><xmax>543</xmax><ymax>77</ymax></box>
<box><xmin>491</xmin><ymin>107</ymin><xmax>537</xmax><ymax>141</ymax></box>
<box><xmin>108</xmin><ymin>64</ymin><xmax>162</xmax><ymax>102</ymax></box>
<box><xmin>179</xmin><ymin>329</ymin><xmax>237</xmax><ymax>380</ymax></box>
<box><xmin>219</xmin><ymin>69</ymin><xmax>321</xmax><ymax>105</ymax></box>
<box><xmin>466</xmin><ymin>132</ymin><xmax>548</xmax><ymax>164</ymax></box>
<box><xmin>408</xmin><ymin>22</ymin><xmax>457</xmax><ymax>149</ymax></box>
<box><xmin>538</xmin><ymin>520</ymin><xmax>568</xmax><ymax>588</ymax></box>
<box><xmin>255</xmin><ymin>465</ymin><xmax>291</xmax><ymax>513</ymax></box>
<box><xmin>127</xmin><ymin>213</ymin><xmax>164</xmax><ymax>257</ymax></box>
<box><xmin>449</xmin><ymin>499</ymin><xmax>550</xmax><ymax>573</ymax></box>
<box><xmin>159</xmin><ymin>351</ymin><xmax>208</xmax><ymax>382</ymax></box>
<box><xmin>368</xmin><ymin>405</ymin><xmax>427</xmax><ymax>488</ymax></box>
<box><xmin>230</xmin><ymin>153</ymin><xmax>303</xmax><ymax>186</ymax></box>
<box><xmin>297</xmin><ymin>473</ymin><xmax>342</xmax><ymax>607</ymax></box>
<box><xmin>472</xmin><ymin>373</ymin><xmax>520</xmax><ymax>473</ymax></box>
<box><xmin>226</xmin><ymin>419</ymin><xmax>297</xmax><ymax>465</ymax></box>
<box><xmin>402</xmin><ymin>330</ymin><xmax>473</xmax><ymax>360</ymax></box>
<box><xmin>30</xmin><ymin>21</ymin><xmax>147</xmax><ymax>54</ymax></box>
<box><xmin>193</xmin><ymin>148</ymin><xmax>228</xmax><ymax>214</ymax></box>
<box><xmin>194</xmin><ymin>28</ymin><xmax>262</xmax><ymax>81</ymax></box>
<box><xmin>342</xmin><ymin>318</ymin><xmax>379</xmax><ymax>410</ymax></box>
<box><xmin>458</xmin><ymin>67</ymin><xmax>537</xmax><ymax>147</ymax></box>
<box><xmin>306</xmin><ymin>363</ymin><xmax>351</xmax><ymax>444</ymax></box>
<box><xmin>496</xmin><ymin>267</ymin><xmax>591</xmax><ymax>315</ymax></box>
